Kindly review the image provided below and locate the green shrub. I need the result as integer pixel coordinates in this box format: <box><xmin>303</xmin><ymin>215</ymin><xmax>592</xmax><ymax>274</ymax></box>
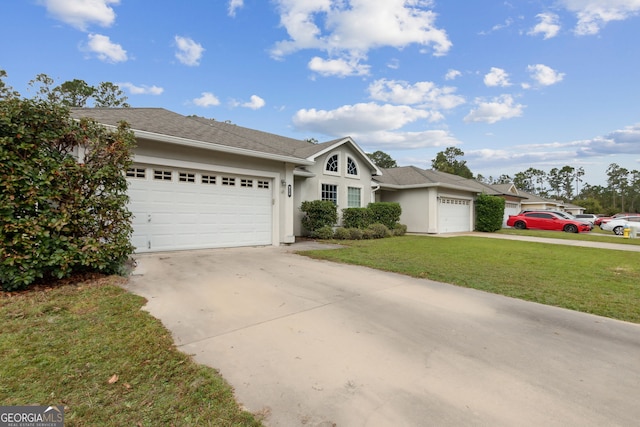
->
<box><xmin>368</xmin><ymin>202</ymin><xmax>401</xmax><ymax>229</ymax></box>
<box><xmin>300</xmin><ymin>200</ymin><xmax>337</xmax><ymax>235</ymax></box>
<box><xmin>333</xmin><ymin>227</ymin><xmax>351</xmax><ymax>240</ymax></box>
<box><xmin>392</xmin><ymin>223</ymin><xmax>408</xmax><ymax>236</ymax></box>
<box><xmin>362</xmin><ymin>228</ymin><xmax>375</xmax><ymax>239</ymax></box>
<box><xmin>0</xmin><ymin>98</ymin><xmax>135</xmax><ymax>291</ymax></box>
<box><xmin>311</xmin><ymin>225</ymin><xmax>335</xmax><ymax>239</ymax></box>
<box><xmin>348</xmin><ymin>228</ymin><xmax>364</xmax><ymax>240</ymax></box>
<box><xmin>367</xmin><ymin>223</ymin><xmax>392</xmax><ymax>239</ymax></box>
<box><xmin>475</xmin><ymin>193</ymin><xmax>505</xmax><ymax>232</ymax></box>
<box><xmin>342</xmin><ymin>207</ymin><xmax>372</xmax><ymax>229</ymax></box>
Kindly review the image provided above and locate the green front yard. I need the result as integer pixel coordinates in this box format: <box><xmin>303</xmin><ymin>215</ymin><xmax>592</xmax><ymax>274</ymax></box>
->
<box><xmin>0</xmin><ymin>276</ymin><xmax>261</xmax><ymax>426</ymax></box>
<box><xmin>300</xmin><ymin>234</ymin><xmax>640</xmax><ymax>323</ymax></box>
<box><xmin>2</xmin><ymin>231</ymin><xmax>638</xmax><ymax>425</ymax></box>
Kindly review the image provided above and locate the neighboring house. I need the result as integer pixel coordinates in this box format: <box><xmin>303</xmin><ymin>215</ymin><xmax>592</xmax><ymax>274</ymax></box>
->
<box><xmin>516</xmin><ymin>190</ymin><xmax>584</xmax><ymax>215</ymax></box>
<box><xmin>373</xmin><ymin>166</ymin><xmax>481</xmax><ymax>233</ymax></box>
<box><xmin>71</xmin><ymin>108</ymin><xmax>380</xmax><ymax>253</ymax></box>
<box><xmin>373</xmin><ymin>168</ymin><xmax>529</xmax><ymax>233</ymax></box>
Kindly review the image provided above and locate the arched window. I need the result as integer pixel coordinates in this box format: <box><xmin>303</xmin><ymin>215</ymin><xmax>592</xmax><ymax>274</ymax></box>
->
<box><xmin>347</xmin><ymin>157</ymin><xmax>358</xmax><ymax>175</ymax></box>
<box><xmin>325</xmin><ymin>154</ymin><xmax>338</xmax><ymax>172</ymax></box>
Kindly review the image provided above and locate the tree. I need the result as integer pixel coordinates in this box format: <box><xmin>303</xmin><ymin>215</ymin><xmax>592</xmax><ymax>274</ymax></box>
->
<box><xmin>28</xmin><ymin>73</ymin><xmax>129</xmax><ymax>107</ymax></box>
<box><xmin>0</xmin><ymin>96</ymin><xmax>135</xmax><ymax>290</ymax></box>
<box><xmin>55</xmin><ymin>79</ymin><xmax>95</xmax><ymax>107</ymax></box>
<box><xmin>607</xmin><ymin>163</ymin><xmax>629</xmax><ymax>211</ymax></box>
<box><xmin>367</xmin><ymin>150</ymin><xmax>397</xmax><ymax>168</ymax></box>
<box><xmin>93</xmin><ymin>82</ymin><xmax>130</xmax><ymax>107</ymax></box>
<box><xmin>0</xmin><ymin>69</ymin><xmax>18</xmax><ymax>100</ymax></box>
<box><xmin>431</xmin><ymin>146</ymin><xmax>473</xmax><ymax>178</ymax></box>
<box><xmin>559</xmin><ymin>165</ymin><xmax>575</xmax><ymax>200</ymax></box>
<box><xmin>304</xmin><ymin>137</ymin><xmax>318</xmax><ymax>144</ymax></box>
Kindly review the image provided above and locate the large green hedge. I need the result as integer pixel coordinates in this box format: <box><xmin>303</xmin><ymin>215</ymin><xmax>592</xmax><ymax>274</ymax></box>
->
<box><xmin>475</xmin><ymin>193</ymin><xmax>505</xmax><ymax>232</ymax></box>
<box><xmin>300</xmin><ymin>200</ymin><xmax>338</xmax><ymax>236</ymax></box>
<box><xmin>0</xmin><ymin>98</ymin><xmax>135</xmax><ymax>290</ymax></box>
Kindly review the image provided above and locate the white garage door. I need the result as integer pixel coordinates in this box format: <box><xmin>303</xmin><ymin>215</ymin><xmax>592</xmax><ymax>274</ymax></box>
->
<box><xmin>438</xmin><ymin>197</ymin><xmax>472</xmax><ymax>233</ymax></box>
<box><xmin>503</xmin><ymin>202</ymin><xmax>520</xmax><ymax>227</ymax></box>
<box><xmin>126</xmin><ymin>166</ymin><xmax>273</xmax><ymax>252</ymax></box>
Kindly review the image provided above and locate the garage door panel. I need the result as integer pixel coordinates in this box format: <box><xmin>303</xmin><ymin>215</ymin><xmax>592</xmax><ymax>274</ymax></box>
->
<box><xmin>127</xmin><ymin>168</ymin><xmax>273</xmax><ymax>252</ymax></box>
<box><xmin>438</xmin><ymin>197</ymin><xmax>472</xmax><ymax>233</ymax></box>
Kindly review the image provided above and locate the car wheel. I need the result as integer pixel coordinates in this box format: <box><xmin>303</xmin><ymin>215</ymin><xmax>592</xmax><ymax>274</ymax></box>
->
<box><xmin>564</xmin><ymin>224</ymin><xmax>578</xmax><ymax>233</ymax></box>
<box><xmin>514</xmin><ymin>221</ymin><xmax>526</xmax><ymax>229</ymax></box>
<box><xmin>613</xmin><ymin>226</ymin><xmax>624</xmax><ymax>236</ymax></box>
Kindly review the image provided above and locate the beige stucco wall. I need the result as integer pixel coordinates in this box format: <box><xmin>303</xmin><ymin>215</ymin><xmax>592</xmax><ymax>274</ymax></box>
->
<box><xmin>294</xmin><ymin>145</ymin><xmax>375</xmax><ymax>236</ymax></box>
<box><xmin>379</xmin><ymin>188</ymin><xmax>434</xmax><ymax>233</ymax></box>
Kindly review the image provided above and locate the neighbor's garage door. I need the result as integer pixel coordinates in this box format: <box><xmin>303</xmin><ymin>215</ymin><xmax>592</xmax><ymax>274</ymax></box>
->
<box><xmin>503</xmin><ymin>202</ymin><xmax>520</xmax><ymax>227</ymax></box>
<box><xmin>126</xmin><ymin>166</ymin><xmax>273</xmax><ymax>252</ymax></box>
<box><xmin>438</xmin><ymin>197</ymin><xmax>472</xmax><ymax>233</ymax></box>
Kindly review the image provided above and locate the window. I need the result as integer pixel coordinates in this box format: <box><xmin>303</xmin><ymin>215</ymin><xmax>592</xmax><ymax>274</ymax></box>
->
<box><xmin>347</xmin><ymin>187</ymin><xmax>361</xmax><ymax>208</ymax></box>
<box><xmin>321</xmin><ymin>184</ymin><xmax>338</xmax><ymax>204</ymax></box>
<box><xmin>179</xmin><ymin>172</ymin><xmax>195</xmax><ymax>183</ymax></box>
<box><xmin>154</xmin><ymin>169</ymin><xmax>172</xmax><ymax>181</ymax></box>
<box><xmin>347</xmin><ymin>157</ymin><xmax>358</xmax><ymax>176</ymax></box>
<box><xmin>202</xmin><ymin>175</ymin><xmax>216</xmax><ymax>184</ymax></box>
<box><xmin>222</xmin><ymin>177</ymin><xmax>236</xmax><ymax>186</ymax></box>
<box><xmin>126</xmin><ymin>167</ymin><xmax>146</xmax><ymax>178</ymax></box>
<box><xmin>240</xmin><ymin>179</ymin><xmax>253</xmax><ymax>188</ymax></box>
<box><xmin>325</xmin><ymin>154</ymin><xmax>338</xmax><ymax>173</ymax></box>
<box><xmin>257</xmin><ymin>180</ymin><xmax>270</xmax><ymax>189</ymax></box>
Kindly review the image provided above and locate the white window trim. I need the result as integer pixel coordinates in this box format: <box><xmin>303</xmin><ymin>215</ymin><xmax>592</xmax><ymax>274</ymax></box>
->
<box><xmin>321</xmin><ymin>182</ymin><xmax>339</xmax><ymax>205</ymax></box>
<box><xmin>324</xmin><ymin>153</ymin><xmax>340</xmax><ymax>177</ymax></box>
<box><xmin>347</xmin><ymin>185</ymin><xmax>363</xmax><ymax>208</ymax></box>
<box><xmin>345</xmin><ymin>156</ymin><xmax>360</xmax><ymax>179</ymax></box>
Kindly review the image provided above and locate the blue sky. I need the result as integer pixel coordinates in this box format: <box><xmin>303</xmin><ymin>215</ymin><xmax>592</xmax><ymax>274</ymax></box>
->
<box><xmin>2</xmin><ymin>0</ymin><xmax>640</xmax><ymax>187</ymax></box>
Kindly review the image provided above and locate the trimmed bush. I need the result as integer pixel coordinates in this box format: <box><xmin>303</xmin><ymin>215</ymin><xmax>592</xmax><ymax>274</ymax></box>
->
<box><xmin>392</xmin><ymin>223</ymin><xmax>408</xmax><ymax>236</ymax></box>
<box><xmin>342</xmin><ymin>207</ymin><xmax>371</xmax><ymax>229</ymax></box>
<box><xmin>348</xmin><ymin>228</ymin><xmax>364</xmax><ymax>240</ymax></box>
<box><xmin>333</xmin><ymin>227</ymin><xmax>351</xmax><ymax>240</ymax></box>
<box><xmin>0</xmin><ymin>98</ymin><xmax>135</xmax><ymax>290</ymax></box>
<box><xmin>300</xmin><ymin>200</ymin><xmax>337</xmax><ymax>235</ymax></box>
<box><xmin>367</xmin><ymin>223</ymin><xmax>392</xmax><ymax>239</ymax></box>
<box><xmin>311</xmin><ymin>225</ymin><xmax>334</xmax><ymax>239</ymax></box>
<box><xmin>475</xmin><ymin>193</ymin><xmax>505</xmax><ymax>232</ymax></box>
<box><xmin>368</xmin><ymin>202</ymin><xmax>401</xmax><ymax>229</ymax></box>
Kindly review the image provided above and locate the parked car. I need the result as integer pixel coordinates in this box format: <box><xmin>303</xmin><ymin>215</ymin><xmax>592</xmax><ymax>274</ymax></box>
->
<box><xmin>596</xmin><ymin>213</ymin><xmax>636</xmax><ymax>228</ymax></box>
<box><xmin>507</xmin><ymin>211</ymin><xmax>592</xmax><ymax>233</ymax></box>
<box><xmin>520</xmin><ymin>210</ymin><xmax>593</xmax><ymax>230</ymax></box>
<box><xmin>575</xmin><ymin>214</ymin><xmax>598</xmax><ymax>224</ymax></box>
<box><xmin>600</xmin><ymin>215</ymin><xmax>640</xmax><ymax>235</ymax></box>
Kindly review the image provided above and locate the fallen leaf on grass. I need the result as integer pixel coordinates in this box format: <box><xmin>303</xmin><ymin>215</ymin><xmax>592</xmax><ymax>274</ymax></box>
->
<box><xmin>108</xmin><ymin>374</ymin><xmax>119</xmax><ymax>384</ymax></box>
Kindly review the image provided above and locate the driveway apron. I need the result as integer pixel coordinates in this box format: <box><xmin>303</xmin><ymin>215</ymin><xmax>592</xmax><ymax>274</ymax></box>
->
<box><xmin>126</xmin><ymin>244</ymin><xmax>640</xmax><ymax>427</ymax></box>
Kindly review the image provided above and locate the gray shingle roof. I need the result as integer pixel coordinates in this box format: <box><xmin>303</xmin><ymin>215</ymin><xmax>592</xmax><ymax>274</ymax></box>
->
<box><xmin>70</xmin><ymin>108</ymin><xmax>313</xmax><ymax>160</ymax></box>
<box><xmin>375</xmin><ymin>166</ymin><xmax>482</xmax><ymax>192</ymax></box>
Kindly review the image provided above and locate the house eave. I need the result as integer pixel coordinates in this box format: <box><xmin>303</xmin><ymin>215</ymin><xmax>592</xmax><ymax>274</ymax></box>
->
<box><xmin>95</xmin><ymin>124</ymin><xmax>315</xmax><ymax>166</ymax></box>
<box><xmin>377</xmin><ymin>182</ymin><xmax>481</xmax><ymax>193</ymax></box>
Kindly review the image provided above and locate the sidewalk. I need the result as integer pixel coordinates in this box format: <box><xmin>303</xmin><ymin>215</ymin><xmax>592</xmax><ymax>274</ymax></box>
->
<box><xmin>429</xmin><ymin>231</ymin><xmax>640</xmax><ymax>252</ymax></box>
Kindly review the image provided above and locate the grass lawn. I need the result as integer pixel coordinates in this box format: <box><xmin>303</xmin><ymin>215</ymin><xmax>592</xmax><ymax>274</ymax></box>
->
<box><xmin>0</xmin><ymin>275</ymin><xmax>261</xmax><ymax>427</ymax></box>
<box><xmin>497</xmin><ymin>227</ymin><xmax>640</xmax><ymax>245</ymax></box>
<box><xmin>300</xmin><ymin>235</ymin><xmax>640</xmax><ymax>323</ymax></box>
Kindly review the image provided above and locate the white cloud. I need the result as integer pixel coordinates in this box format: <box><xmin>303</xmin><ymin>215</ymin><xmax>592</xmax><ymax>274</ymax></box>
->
<box><xmin>527</xmin><ymin>64</ymin><xmax>565</xmax><ymax>86</ymax></box>
<box><xmin>559</xmin><ymin>0</ymin><xmax>640</xmax><ymax>35</ymax></box>
<box><xmin>228</xmin><ymin>0</ymin><xmax>243</xmax><ymax>16</ymax></box>
<box><xmin>86</xmin><ymin>34</ymin><xmax>127</xmax><ymax>62</ymax></box>
<box><xmin>174</xmin><ymin>36</ymin><xmax>205</xmax><ymax>66</ymax></box>
<box><xmin>445</xmin><ymin>69</ymin><xmax>461</xmax><ymax>80</ymax></box>
<box><xmin>193</xmin><ymin>92</ymin><xmax>220</xmax><ymax>107</ymax></box>
<box><xmin>351</xmin><ymin>129</ymin><xmax>462</xmax><ymax>149</ymax></box>
<box><xmin>118</xmin><ymin>82</ymin><xmax>164</xmax><ymax>95</ymax></box>
<box><xmin>42</xmin><ymin>0</ymin><xmax>119</xmax><ymax>31</ymax></box>
<box><xmin>308</xmin><ymin>56</ymin><xmax>370</xmax><ymax>77</ymax></box>
<box><xmin>484</xmin><ymin>67</ymin><xmax>511</xmax><ymax>87</ymax></box>
<box><xmin>479</xmin><ymin>17</ymin><xmax>514</xmax><ymax>35</ymax></box>
<box><xmin>528</xmin><ymin>13</ymin><xmax>561</xmax><ymax>39</ymax></box>
<box><xmin>464</xmin><ymin>94</ymin><xmax>524</xmax><ymax>124</ymax></box>
<box><xmin>241</xmin><ymin>95</ymin><xmax>266</xmax><ymax>110</ymax></box>
<box><xmin>292</xmin><ymin>102</ymin><xmax>438</xmax><ymax>136</ymax></box>
<box><xmin>270</xmin><ymin>0</ymin><xmax>451</xmax><ymax>72</ymax></box>
<box><xmin>367</xmin><ymin>78</ymin><xmax>464</xmax><ymax>110</ymax></box>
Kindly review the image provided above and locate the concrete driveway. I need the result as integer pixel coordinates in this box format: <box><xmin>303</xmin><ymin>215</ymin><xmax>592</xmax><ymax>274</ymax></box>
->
<box><xmin>127</xmin><ymin>243</ymin><xmax>640</xmax><ymax>426</ymax></box>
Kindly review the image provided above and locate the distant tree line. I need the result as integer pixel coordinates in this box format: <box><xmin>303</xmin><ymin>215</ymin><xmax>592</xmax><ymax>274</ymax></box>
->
<box><xmin>365</xmin><ymin>144</ymin><xmax>638</xmax><ymax>215</ymax></box>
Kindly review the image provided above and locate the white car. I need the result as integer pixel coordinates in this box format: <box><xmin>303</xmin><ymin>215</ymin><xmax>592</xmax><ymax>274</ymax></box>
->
<box><xmin>575</xmin><ymin>214</ymin><xmax>598</xmax><ymax>224</ymax></box>
<box><xmin>601</xmin><ymin>215</ymin><xmax>640</xmax><ymax>235</ymax></box>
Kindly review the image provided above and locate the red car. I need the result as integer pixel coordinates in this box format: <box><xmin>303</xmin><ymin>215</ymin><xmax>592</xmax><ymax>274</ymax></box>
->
<box><xmin>506</xmin><ymin>211</ymin><xmax>591</xmax><ymax>233</ymax></box>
